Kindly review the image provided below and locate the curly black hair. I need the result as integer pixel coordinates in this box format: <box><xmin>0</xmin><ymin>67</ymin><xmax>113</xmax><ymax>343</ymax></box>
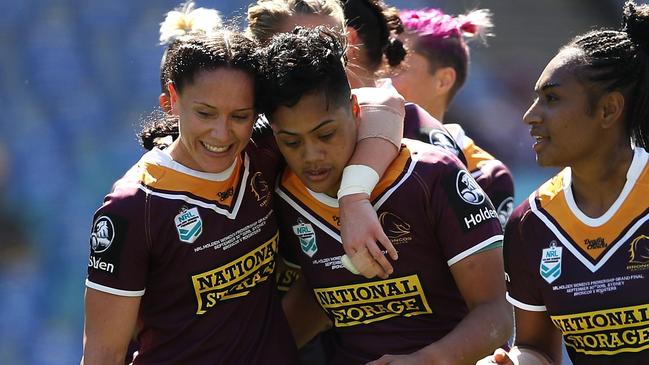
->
<box><xmin>258</xmin><ymin>26</ymin><xmax>350</xmax><ymax>119</ymax></box>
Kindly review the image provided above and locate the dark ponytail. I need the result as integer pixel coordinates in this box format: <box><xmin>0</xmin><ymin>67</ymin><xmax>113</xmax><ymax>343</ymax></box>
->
<box><xmin>343</xmin><ymin>0</ymin><xmax>406</xmax><ymax>70</ymax></box>
<box><xmin>624</xmin><ymin>1</ymin><xmax>649</xmax><ymax>147</ymax></box>
<box><xmin>385</xmin><ymin>37</ymin><xmax>406</xmax><ymax>67</ymax></box>
<box><xmin>139</xmin><ymin>115</ymin><xmax>179</xmax><ymax>150</ymax></box>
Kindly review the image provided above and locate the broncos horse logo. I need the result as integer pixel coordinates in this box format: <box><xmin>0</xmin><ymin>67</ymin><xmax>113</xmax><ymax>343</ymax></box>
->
<box><xmin>629</xmin><ymin>235</ymin><xmax>649</xmax><ymax>264</ymax></box>
<box><xmin>250</xmin><ymin>172</ymin><xmax>271</xmax><ymax>207</ymax></box>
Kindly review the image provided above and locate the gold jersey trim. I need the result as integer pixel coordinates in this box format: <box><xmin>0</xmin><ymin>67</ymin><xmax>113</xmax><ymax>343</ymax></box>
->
<box><xmin>116</xmin><ymin>150</ymin><xmax>252</xmax><ymax>219</ymax></box>
<box><xmin>530</xmin><ymin>152</ymin><xmax>649</xmax><ymax>268</ymax></box>
<box><xmin>277</xmin><ymin>146</ymin><xmax>413</xmax><ymax>236</ymax></box>
<box><xmin>463</xmin><ymin>138</ymin><xmax>496</xmax><ymax>173</ymax></box>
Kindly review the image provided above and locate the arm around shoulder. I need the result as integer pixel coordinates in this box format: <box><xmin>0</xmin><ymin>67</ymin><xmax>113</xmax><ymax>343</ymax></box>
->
<box><xmin>338</xmin><ymin>87</ymin><xmax>406</xmax><ymax>279</ymax></box>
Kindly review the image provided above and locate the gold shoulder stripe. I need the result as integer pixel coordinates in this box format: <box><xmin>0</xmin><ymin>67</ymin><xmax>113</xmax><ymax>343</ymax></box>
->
<box><xmin>463</xmin><ymin>139</ymin><xmax>496</xmax><ymax>172</ymax></box>
<box><xmin>371</xmin><ymin>146</ymin><xmax>411</xmax><ymax>201</ymax></box>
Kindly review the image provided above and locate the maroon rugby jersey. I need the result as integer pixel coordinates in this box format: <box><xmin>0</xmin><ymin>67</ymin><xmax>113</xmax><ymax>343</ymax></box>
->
<box><xmin>505</xmin><ymin>148</ymin><xmax>649</xmax><ymax>364</ymax></box>
<box><xmin>276</xmin><ymin>139</ymin><xmax>503</xmax><ymax>364</ymax></box>
<box><xmin>86</xmin><ymin>145</ymin><xmax>297</xmax><ymax>364</ymax></box>
<box><xmin>402</xmin><ymin>103</ymin><xmax>467</xmax><ymax>167</ymax></box>
<box><xmin>402</xmin><ymin>108</ymin><xmax>514</xmax><ymax>229</ymax></box>
<box><xmin>444</xmin><ymin>124</ymin><xmax>514</xmax><ymax>229</ymax></box>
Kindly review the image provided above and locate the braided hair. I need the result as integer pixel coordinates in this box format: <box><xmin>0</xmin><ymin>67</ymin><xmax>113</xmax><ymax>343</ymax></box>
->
<box><xmin>564</xmin><ymin>1</ymin><xmax>649</xmax><ymax>148</ymax></box>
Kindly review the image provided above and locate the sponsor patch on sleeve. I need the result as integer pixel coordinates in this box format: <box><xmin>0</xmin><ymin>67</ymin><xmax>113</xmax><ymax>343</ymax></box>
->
<box><xmin>442</xmin><ymin>168</ymin><xmax>498</xmax><ymax>232</ymax></box>
<box><xmin>88</xmin><ymin>214</ymin><xmax>126</xmax><ymax>275</ymax></box>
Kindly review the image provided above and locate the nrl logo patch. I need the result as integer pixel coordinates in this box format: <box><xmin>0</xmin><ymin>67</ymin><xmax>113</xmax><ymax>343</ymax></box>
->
<box><xmin>175</xmin><ymin>207</ymin><xmax>203</xmax><ymax>244</ymax></box>
<box><xmin>293</xmin><ymin>219</ymin><xmax>317</xmax><ymax>257</ymax></box>
<box><xmin>540</xmin><ymin>241</ymin><xmax>562</xmax><ymax>284</ymax></box>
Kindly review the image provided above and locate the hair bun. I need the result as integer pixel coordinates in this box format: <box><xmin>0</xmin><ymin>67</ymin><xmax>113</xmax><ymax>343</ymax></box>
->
<box><xmin>159</xmin><ymin>1</ymin><xmax>223</xmax><ymax>45</ymax></box>
<box><xmin>622</xmin><ymin>1</ymin><xmax>649</xmax><ymax>50</ymax></box>
<box><xmin>385</xmin><ymin>37</ymin><xmax>406</xmax><ymax>67</ymax></box>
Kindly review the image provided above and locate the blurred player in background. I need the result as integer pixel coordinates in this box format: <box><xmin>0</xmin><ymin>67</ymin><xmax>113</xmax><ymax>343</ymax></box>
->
<box><xmin>391</xmin><ymin>8</ymin><xmax>515</xmax><ymax>229</ymax></box>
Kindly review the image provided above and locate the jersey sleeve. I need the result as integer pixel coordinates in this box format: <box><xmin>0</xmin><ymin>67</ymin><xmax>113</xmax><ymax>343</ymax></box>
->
<box><xmin>403</xmin><ymin>103</ymin><xmax>467</xmax><ymax>166</ymax></box>
<box><xmin>480</xmin><ymin>161</ymin><xmax>515</xmax><ymax>230</ymax></box>
<box><xmin>432</xmin><ymin>155</ymin><xmax>504</xmax><ymax>267</ymax></box>
<box><xmin>503</xmin><ymin>204</ymin><xmax>547</xmax><ymax>311</ymax></box>
<box><xmin>86</xmin><ymin>188</ymin><xmax>150</xmax><ymax>297</ymax></box>
<box><xmin>250</xmin><ymin>116</ymin><xmax>285</xmax><ymax>179</ymax></box>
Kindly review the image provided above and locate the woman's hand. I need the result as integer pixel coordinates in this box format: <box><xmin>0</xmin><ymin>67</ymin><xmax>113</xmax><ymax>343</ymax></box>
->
<box><xmin>476</xmin><ymin>348</ymin><xmax>514</xmax><ymax>365</ymax></box>
<box><xmin>338</xmin><ymin>193</ymin><xmax>396</xmax><ymax>278</ymax></box>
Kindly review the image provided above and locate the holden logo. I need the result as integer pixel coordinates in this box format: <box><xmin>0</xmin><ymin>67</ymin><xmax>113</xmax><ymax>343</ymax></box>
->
<box><xmin>456</xmin><ymin>170</ymin><xmax>485</xmax><ymax>205</ymax></box>
<box><xmin>91</xmin><ymin>216</ymin><xmax>115</xmax><ymax>253</ymax></box>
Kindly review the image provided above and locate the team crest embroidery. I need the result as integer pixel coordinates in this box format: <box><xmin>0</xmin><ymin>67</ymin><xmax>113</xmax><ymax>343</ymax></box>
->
<box><xmin>90</xmin><ymin>216</ymin><xmax>115</xmax><ymax>253</ymax></box>
<box><xmin>627</xmin><ymin>235</ymin><xmax>649</xmax><ymax>271</ymax></box>
<box><xmin>379</xmin><ymin>212</ymin><xmax>412</xmax><ymax>245</ymax></box>
<box><xmin>540</xmin><ymin>241</ymin><xmax>563</xmax><ymax>284</ymax></box>
<box><xmin>456</xmin><ymin>170</ymin><xmax>485</xmax><ymax>205</ymax></box>
<box><xmin>293</xmin><ymin>218</ymin><xmax>317</xmax><ymax>257</ymax></box>
<box><xmin>175</xmin><ymin>207</ymin><xmax>203</xmax><ymax>244</ymax></box>
<box><xmin>250</xmin><ymin>171</ymin><xmax>271</xmax><ymax>207</ymax></box>
<box><xmin>629</xmin><ymin>235</ymin><xmax>649</xmax><ymax>263</ymax></box>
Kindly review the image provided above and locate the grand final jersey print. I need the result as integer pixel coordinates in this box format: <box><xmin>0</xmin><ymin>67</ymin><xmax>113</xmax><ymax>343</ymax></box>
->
<box><xmin>505</xmin><ymin>148</ymin><xmax>649</xmax><ymax>364</ymax></box>
<box><xmin>275</xmin><ymin>139</ymin><xmax>503</xmax><ymax>364</ymax></box>
<box><xmin>86</xmin><ymin>146</ymin><xmax>296</xmax><ymax>365</ymax></box>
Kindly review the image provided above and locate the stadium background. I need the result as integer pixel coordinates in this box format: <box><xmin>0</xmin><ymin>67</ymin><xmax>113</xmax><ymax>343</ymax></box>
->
<box><xmin>0</xmin><ymin>0</ymin><xmax>627</xmax><ymax>363</ymax></box>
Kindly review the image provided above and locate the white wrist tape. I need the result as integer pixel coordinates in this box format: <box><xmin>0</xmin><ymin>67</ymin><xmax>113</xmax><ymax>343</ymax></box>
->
<box><xmin>340</xmin><ymin>254</ymin><xmax>360</xmax><ymax>275</ymax></box>
<box><xmin>508</xmin><ymin>346</ymin><xmax>553</xmax><ymax>365</ymax></box>
<box><xmin>337</xmin><ymin>165</ymin><xmax>380</xmax><ymax>199</ymax></box>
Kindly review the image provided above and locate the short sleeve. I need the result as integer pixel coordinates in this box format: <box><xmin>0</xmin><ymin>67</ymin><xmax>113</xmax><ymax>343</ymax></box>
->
<box><xmin>503</xmin><ymin>205</ymin><xmax>547</xmax><ymax>311</ymax></box>
<box><xmin>432</xmin><ymin>157</ymin><xmax>504</xmax><ymax>267</ymax></box>
<box><xmin>481</xmin><ymin>162</ymin><xmax>515</xmax><ymax>230</ymax></box>
<box><xmin>86</xmin><ymin>189</ymin><xmax>150</xmax><ymax>297</ymax></box>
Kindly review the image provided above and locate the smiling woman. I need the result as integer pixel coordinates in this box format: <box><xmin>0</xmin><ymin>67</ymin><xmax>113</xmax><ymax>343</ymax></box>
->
<box><xmin>82</xmin><ymin>30</ymin><xmax>300</xmax><ymax>365</ymax></box>
<box><xmin>478</xmin><ymin>1</ymin><xmax>649</xmax><ymax>364</ymax></box>
<box><xmin>167</xmin><ymin>67</ymin><xmax>256</xmax><ymax>174</ymax></box>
